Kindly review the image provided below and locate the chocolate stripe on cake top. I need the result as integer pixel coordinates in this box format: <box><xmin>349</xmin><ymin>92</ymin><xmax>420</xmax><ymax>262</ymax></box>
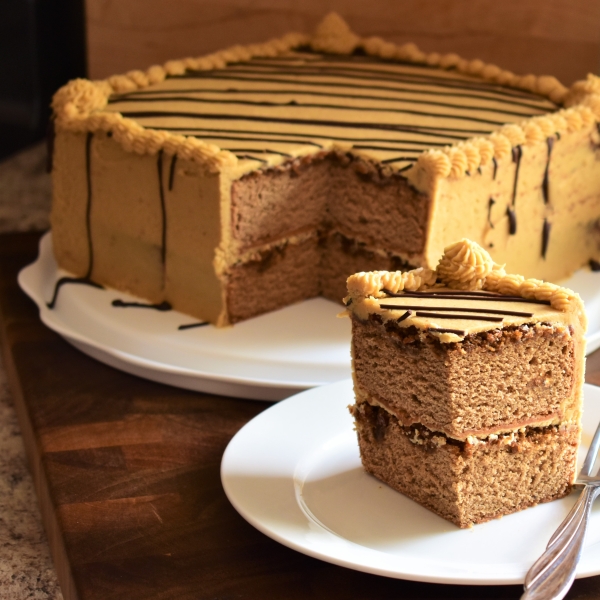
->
<box><xmin>168</xmin><ymin>132</ymin><xmax>325</xmax><ymax>147</ymax></box>
<box><xmin>107</xmin><ymin>52</ymin><xmax>557</xmax><ymax>174</ymax></box>
<box><xmin>384</xmin><ymin>288</ymin><xmax>503</xmax><ymax>297</ymax></box>
<box><xmin>225</xmin><ymin>148</ymin><xmax>293</xmax><ymax>157</ymax></box>
<box><xmin>119</xmin><ymin>79</ymin><xmax>552</xmax><ymax>112</ymax></box>
<box><xmin>415</xmin><ymin>311</ymin><xmax>504</xmax><ymax>322</ymax></box>
<box><xmin>246</xmin><ymin>54</ymin><xmax>557</xmax><ymax>103</ymax></box>
<box><xmin>378</xmin><ymin>303</ymin><xmax>534</xmax><ymax>317</ymax></box>
<box><xmin>118</xmin><ymin>111</ymin><xmax>493</xmax><ymax>137</ymax></box>
<box><xmin>109</xmin><ymin>94</ymin><xmax>520</xmax><ymax>125</ymax></box>
<box><xmin>383</xmin><ymin>291</ymin><xmax>551</xmax><ymax>306</ymax></box>
<box><xmin>235</xmin><ymin>154</ymin><xmax>268</xmax><ymax>163</ymax></box>
<box><xmin>184</xmin><ymin>63</ymin><xmax>553</xmax><ymax>104</ymax></box>
<box><xmin>109</xmin><ymin>88</ymin><xmax>547</xmax><ymax>119</ymax></box>
<box><xmin>156</xmin><ymin>126</ymin><xmax>451</xmax><ymax>146</ymax></box>
<box><xmin>168</xmin><ymin>154</ymin><xmax>177</xmax><ymax>191</ymax></box>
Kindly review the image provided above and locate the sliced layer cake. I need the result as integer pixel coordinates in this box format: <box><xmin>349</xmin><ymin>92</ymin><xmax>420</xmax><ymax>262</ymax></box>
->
<box><xmin>345</xmin><ymin>239</ymin><xmax>586</xmax><ymax>527</ymax></box>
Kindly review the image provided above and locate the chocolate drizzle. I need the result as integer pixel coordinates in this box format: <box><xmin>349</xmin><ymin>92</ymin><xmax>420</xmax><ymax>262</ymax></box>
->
<box><xmin>382</xmin><ymin>289</ymin><xmax>551</xmax><ymax>305</ymax></box>
<box><xmin>105</xmin><ymin>51</ymin><xmax>555</xmax><ymax>170</ymax></box>
<box><xmin>178</xmin><ymin>322</ymin><xmax>209</xmax><ymax>330</ymax></box>
<box><xmin>506</xmin><ymin>206</ymin><xmax>517</xmax><ymax>235</ymax></box>
<box><xmin>542</xmin><ymin>218</ymin><xmax>551</xmax><ymax>259</ymax></box>
<box><xmin>542</xmin><ymin>137</ymin><xmax>554</xmax><ymax>204</ymax></box>
<box><xmin>487</xmin><ymin>197</ymin><xmax>495</xmax><ymax>228</ymax></box>
<box><xmin>47</xmin><ymin>133</ymin><xmax>97</xmax><ymax>309</ymax></box>
<box><xmin>396</xmin><ymin>309</ymin><xmax>412</xmax><ymax>323</ymax></box>
<box><xmin>379</xmin><ymin>303</ymin><xmax>534</xmax><ymax>317</ymax></box>
<box><xmin>46</xmin><ymin>277</ymin><xmax>103</xmax><ymax>309</ymax></box>
<box><xmin>492</xmin><ymin>157</ymin><xmax>498</xmax><ymax>180</ymax></box>
<box><xmin>157</xmin><ymin>151</ymin><xmax>167</xmax><ymax>263</ymax></box>
<box><xmin>416</xmin><ymin>311</ymin><xmax>503</xmax><ymax>322</ymax></box>
<box><xmin>112</xmin><ymin>299</ymin><xmax>172</xmax><ymax>311</ymax></box>
<box><xmin>119</xmin><ymin>110</ymin><xmax>489</xmax><ymax>137</ymax></box>
<box><xmin>511</xmin><ymin>145</ymin><xmax>522</xmax><ymax>206</ymax></box>
<box><xmin>168</xmin><ymin>154</ymin><xmax>177</xmax><ymax>191</ymax></box>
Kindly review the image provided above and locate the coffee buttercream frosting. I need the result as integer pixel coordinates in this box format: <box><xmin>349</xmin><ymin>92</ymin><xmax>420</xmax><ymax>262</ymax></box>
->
<box><xmin>345</xmin><ymin>239</ymin><xmax>587</xmax><ymax>343</ymax></box>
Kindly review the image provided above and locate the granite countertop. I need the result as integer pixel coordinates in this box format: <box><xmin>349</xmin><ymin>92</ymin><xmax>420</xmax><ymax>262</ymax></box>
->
<box><xmin>0</xmin><ymin>143</ymin><xmax>63</xmax><ymax>599</ymax></box>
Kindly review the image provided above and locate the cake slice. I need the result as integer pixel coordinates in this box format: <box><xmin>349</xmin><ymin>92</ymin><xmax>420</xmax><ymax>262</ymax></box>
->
<box><xmin>345</xmin><ymin>239</ymin><xmax>586</xmax><ymax>528</ymax></box>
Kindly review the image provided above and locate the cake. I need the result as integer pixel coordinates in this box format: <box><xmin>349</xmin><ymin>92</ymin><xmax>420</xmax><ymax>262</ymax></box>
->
<box><xmin>49</xmin><ymin>13</ymin><xmax>600</xmax><ymax>325</ymax></box>
<box><xmin>345</xmin><ymin>239</ymin><xmax>586</xmax><ymax>528</ymax></box>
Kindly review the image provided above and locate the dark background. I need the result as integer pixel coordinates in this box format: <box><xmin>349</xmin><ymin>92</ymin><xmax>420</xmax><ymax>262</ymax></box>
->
<box><xmin>0</xmin><ymin>0</ymin><xmax>87</xmax><ymax>161</ymax></box>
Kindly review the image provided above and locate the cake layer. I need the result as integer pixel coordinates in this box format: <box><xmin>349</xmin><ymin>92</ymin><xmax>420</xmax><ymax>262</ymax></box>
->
<box><xmin>351</xmin><ymin>401</ymin><xmax>578</xmax><ymax>528</ymax></box>
<box><xmin>351</xmin><ymin>316</ymin><xmax>577</xmax><ymax>439</ymax></box>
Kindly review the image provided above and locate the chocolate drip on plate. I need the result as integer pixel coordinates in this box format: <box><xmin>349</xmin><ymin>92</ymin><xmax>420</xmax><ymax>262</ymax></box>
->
<box><xmin>46</xmin><ymin>277</ymin><xmax>103</xmax><ymax>309</ymax></box>
<box><xmin>112</xmin><ymin>299</ymin><xmax>173</xmax><ymax>311</ymax></box>
<box><xmin>506</xmin><ymin>206</ymin><xmax>517</xmax><ymax>235</ymax></box>
<box><xmin>178</xmin><ymin>322</ymin><xmax>210</xmax><ymax>330</ymax></box>
<box><xmin>541</xmin><ymin>218</ymin><xmax>551</xmax><ymax>259</ymax></box>
<box><xmin>542</xmin><ymin>137</ymin><xmax>554</xmax><ymax>205</ymax></box>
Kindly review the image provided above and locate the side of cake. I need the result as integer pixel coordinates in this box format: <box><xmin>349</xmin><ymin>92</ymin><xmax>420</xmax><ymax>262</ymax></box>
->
<box><xmin>345</xmin><ymin>239</ymin><xmax>586</xmax><ymax>527</ymax></box>
<box><xmin>49</xmin><ymin>13</ymin><xmax>600</xmax><ymax>325</ymax></box>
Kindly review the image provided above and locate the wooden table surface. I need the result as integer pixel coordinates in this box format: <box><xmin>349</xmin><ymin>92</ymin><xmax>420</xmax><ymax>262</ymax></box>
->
<box><xmin>3</xmin><ymin>231</ymin><xmax>600</xmax><ymax>600</ymax></box>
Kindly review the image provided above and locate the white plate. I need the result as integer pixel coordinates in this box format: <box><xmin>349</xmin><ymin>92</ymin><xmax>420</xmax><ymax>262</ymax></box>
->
<box><xmin>18</xmin><ymin>233</ymin><xmax>351</xmax><ymax>401</ymax></box>
<box><xmin>221</xmin><ymin>380</ymin><xmax>600</xmax><ymax>585</ymax></box>
<box><xmin>18</xmin><ymin>232</ymin><xmax>600</xmax><ymax>401</ymax></box>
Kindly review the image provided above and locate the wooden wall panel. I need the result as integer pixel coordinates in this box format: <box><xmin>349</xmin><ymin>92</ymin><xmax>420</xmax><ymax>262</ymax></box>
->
<box><xmin>86</xmin><ymin>0</ymin><xmax>600</xmax><ymax>85</ymax></box>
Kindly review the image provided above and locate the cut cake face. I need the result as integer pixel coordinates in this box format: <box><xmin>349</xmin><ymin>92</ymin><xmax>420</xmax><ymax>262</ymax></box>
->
<box><xmin>49</xmin><ymin>13</ymin><xmax>600</xmax><ymax>325</ymax></box>
<box><xmin>345</xmin><ymin>239</ymin><xmax>586</xmax><ymax>527</ymax></box>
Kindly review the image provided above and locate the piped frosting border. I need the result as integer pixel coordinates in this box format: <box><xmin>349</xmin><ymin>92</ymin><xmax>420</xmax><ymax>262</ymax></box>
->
<box><xmin>52</xmin><ymin>12</ymin><xmax>600</xmax><ymax>178</ymax></box>
<box><xmin>345</xmin><ymin>239</ymin><xmax>586</xmax><ymax>342</ymax></box>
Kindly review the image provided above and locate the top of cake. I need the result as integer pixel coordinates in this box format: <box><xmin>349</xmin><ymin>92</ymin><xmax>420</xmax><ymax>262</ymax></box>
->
<box><xmin>345</xmin><ymin>239</ymin><xmax>587</xmax><ymax>343</ymax></box>
<box><xmin>51</xmin><ymin>13</ymin><xmax>600</xmax><ymax>186</ymax></box>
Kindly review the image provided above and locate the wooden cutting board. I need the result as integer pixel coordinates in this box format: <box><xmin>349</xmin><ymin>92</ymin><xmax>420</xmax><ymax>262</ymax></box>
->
<box><xmin>3</xmin><ymin>231</ymin><xmax>600</xmax><ymax>600</ymax></box>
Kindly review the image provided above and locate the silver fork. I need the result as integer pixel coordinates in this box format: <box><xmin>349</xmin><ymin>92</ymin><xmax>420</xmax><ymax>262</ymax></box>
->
<box><xmin>521</xmin><ymin>420</ymin><xmax>600</xmax><ymax>600</ymax></box>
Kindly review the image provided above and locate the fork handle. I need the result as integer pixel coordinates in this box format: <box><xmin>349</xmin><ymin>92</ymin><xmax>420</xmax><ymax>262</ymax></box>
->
<box><xmin>521</xmin><ymin>485</ymin><xmax>600</xmax><ymax>600</ymax></box>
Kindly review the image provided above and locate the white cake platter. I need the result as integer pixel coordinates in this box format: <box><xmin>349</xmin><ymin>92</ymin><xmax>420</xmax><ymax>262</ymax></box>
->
<box><xmin>18</xmin><ymin>232</ymin><xmax>600</xmax><ymax>401</ymax></box>
<box><xmin>221</xmin><ymin>379</ymin><xmax>600</xmax><ymax>585</ymax></box>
